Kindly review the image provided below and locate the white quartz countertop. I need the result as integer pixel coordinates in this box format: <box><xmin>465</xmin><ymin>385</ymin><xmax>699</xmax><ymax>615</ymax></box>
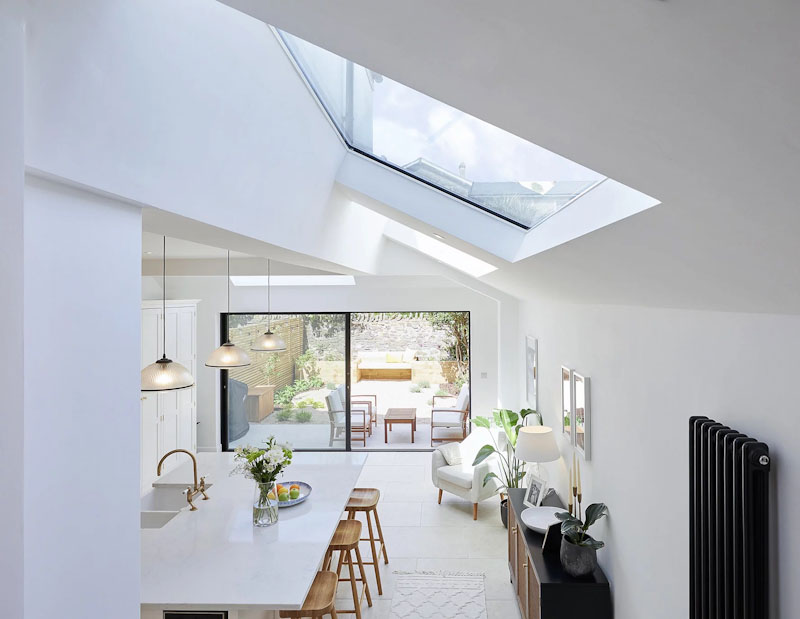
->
<box><xmin>141</xmin><ymin>451</ymin><xmax>367</xmax><ymax>610</ymax></box>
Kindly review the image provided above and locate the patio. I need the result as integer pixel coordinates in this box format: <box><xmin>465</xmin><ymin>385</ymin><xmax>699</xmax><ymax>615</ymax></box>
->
<box><xmin>230</xmin><ymin>379</ymin><xmax>466</xmax><ymax>450</ymax></box>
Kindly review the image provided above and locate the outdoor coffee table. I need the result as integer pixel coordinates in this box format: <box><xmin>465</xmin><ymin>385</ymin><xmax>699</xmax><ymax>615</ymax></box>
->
<box><xmin>384</xmin><ymin>408</ymin><xmax>417</xmax><ymax>443</ymax></box>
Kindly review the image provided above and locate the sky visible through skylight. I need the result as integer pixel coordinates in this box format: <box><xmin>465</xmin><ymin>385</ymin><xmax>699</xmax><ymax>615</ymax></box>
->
<box><xmin>279</xmin><ymin>30</ymin><xmax>604</xmax><ymax>229</ymax></box>
<box><xmin>371</xmin><ymin>77</ymin><xmax>600</xmax><ymax>185</ymax></box>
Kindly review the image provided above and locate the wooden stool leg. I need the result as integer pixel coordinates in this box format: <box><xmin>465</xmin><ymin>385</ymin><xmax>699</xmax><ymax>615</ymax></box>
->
<box><xmin>365</xmin><ymin>510</ymin><xmax>383</xmax><ymax>595</ymax></box>
<box><xmin>438</xmin><ymin>488</ymin><xmax>443</xmax><ymax>504</ymax></box>
<box><xmin>346</xmin><ymin>549</ymin><xmax>362</xmax><ymax>619</ymax></box>
<box><xmin>335</xmin><ymin>549</ymin><xmax>346</xmax><ymax>578</ymax></box>
<box><xmin>355</xmin><ymin>544</ymin><xmax>372</xmax><ymax>607</ymax></box>
<box><xmin>473</xmin><ymin>503</ymin><xmax>478</xmax><ymax>520</ymax></box>
<box><xmin>331</xmin><ymin>610</ymin><xmax>338</xmax><ymax>619</ymax></box>
<box><xmin>372</xmin><ymin>508</ymin><xmax>389</xmax><ymax>564</ymax></box>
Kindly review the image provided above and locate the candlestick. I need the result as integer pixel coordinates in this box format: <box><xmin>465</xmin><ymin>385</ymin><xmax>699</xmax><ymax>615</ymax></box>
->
<box><xmin>577</xmin><ymin>492</ymin><xmax>583</xmax><ymax>520</ymax></box>
<box><xmin>568</xmin><ymin>465</ymin><xmax>574</xmax><ymax>515</ymax></box>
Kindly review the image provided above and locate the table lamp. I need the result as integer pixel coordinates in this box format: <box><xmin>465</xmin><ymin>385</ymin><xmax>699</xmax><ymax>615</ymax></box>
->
<box><xmin>515</xmin><ymin>426</ymin><xmax>560</xmax><ymax>482</ymax></box>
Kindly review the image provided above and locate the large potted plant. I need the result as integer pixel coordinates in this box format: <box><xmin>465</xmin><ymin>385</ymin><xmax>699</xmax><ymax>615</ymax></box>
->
<box><xmin>472</xmin><ymin>408</ymin><xmax>542</xmax><ymax>527</ymax></box>
<box><xmin>556</xmin><ymin>503</ymin><xmax>609</xmax><ymax>577</ymax></box>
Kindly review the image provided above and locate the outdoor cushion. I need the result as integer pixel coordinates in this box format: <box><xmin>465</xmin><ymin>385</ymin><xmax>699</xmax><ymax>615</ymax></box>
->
<box><xmin>402</xmin><ymin>348</ymin><xmax>416</xmax><ymax>363</ymax></box>
<box><xmin>386</xmin><ymin>351</ymin><xmax>403</xmax><ymax>363</ymax></box>
<box><xmin>455</xmin><ymin>383</ymin><xmax>470</xmax><ymax>410</ymax></box>
<box><xmin>326</xmin><ymin>390</ymin><xmax>344</xmax><ymax>413</ymax></box>
<box><xmin>436</xmin><ymin>465</ymin><xmax>474</xmax><ymax>490</ymax></box>
<box><xmin>359</xmin><ymin>361</ymin><xmax>411</xmax><ymax>369</ymax></box>
<box><xmin>437</xmin><ymin>441</ymin><xmax>462</xmax><ymax>465</ymax></box>
<box><xmin>337</xmin><ymin>384</ymin><xmax>347</xmax><ymax>406</ymax></box>
<box><xmin>431</xmin><ymin>411</ymin><xmax>466</xmax><ymax>427</ymax></box>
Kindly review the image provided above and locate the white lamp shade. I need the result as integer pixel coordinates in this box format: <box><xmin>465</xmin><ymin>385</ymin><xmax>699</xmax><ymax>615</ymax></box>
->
<box><xmin>251</xmin><ymin>330</ymin><xmax>286</xmax><ymax>352</ymax></box>
<box><xmin>516</xmin><ymin>426</ymin><xmax>560</xmax><ymax>463</ymax></box>
<box><xmin>141</xmin><ymin>356</ymin><xmax>195</xmax><ymax>391</ymax></box>
<box><xmin>205</xmin><ymin>342</ymin><xmax>251</xmax><ymax>368</ymax></box>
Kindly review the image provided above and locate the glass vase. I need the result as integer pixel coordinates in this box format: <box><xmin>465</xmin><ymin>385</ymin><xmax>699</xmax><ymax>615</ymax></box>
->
<box><xmin>253</xmin><ymin>481</ymin><xmax>279</xmax><ymax>527</ymax></box>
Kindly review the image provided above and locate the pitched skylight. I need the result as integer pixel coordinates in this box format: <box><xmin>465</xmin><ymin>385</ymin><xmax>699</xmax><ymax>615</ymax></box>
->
<box><xmin>278</xmin><ymin>30</ymin><xmax>605</xmax><ymax>230</ymax></box>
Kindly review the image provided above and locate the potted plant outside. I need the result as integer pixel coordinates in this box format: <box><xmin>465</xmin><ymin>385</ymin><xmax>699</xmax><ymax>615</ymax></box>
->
<box><xmin>472</xmin><ymin>408</ymin><xmax>542</xmax><ymax>527</ymax></box>
<box><xmin>556</xmin><ymin>503</ymin><xmax>609</xmax><ymax>577</ymax></box>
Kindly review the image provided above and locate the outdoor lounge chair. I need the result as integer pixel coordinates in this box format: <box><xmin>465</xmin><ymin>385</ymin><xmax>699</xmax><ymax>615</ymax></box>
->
<box><xmin>337</xmin><ymin>384</ymin><xmax>378</xmax><ymax>430</ymax></box>
<box><xmin>325</xmin><ymin>390</ymin><xmax>371</xmax><ymax>447</ymax></box>
<box><xmin>430</xmin><ymin>383</ymin><xmax>470</xmax><ymax>445</ymax></box>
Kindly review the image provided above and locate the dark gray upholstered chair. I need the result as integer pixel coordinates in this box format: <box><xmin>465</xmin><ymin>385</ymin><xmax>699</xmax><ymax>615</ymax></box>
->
<box><xmin>228</xmin><ymin>378</ymin><xmax>249</xmax><ymax>443</ymax></box>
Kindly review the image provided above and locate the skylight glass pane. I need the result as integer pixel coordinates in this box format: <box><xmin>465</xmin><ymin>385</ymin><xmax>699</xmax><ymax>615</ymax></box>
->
<box><xmin>279</xmin><ymin>30</ymin><xmax>604</xmax><ymax>229</ymax></box>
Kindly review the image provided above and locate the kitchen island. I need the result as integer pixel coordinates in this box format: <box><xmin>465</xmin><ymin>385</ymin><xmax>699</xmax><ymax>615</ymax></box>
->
<box><xmin>141</xmin><ymin>451</ymin><xmax>367</xmax><ymax>619</ymax></box>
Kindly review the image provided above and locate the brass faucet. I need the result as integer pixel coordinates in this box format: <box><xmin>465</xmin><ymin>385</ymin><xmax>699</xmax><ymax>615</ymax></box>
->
<box><xmin>157</xmin><ymin>449</ymin><xmax>210</xmax><ymax>511</ymax></box>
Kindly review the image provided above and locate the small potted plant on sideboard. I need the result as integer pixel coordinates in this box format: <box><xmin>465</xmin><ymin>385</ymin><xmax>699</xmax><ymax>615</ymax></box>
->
<box><xmin>556</xmin><ymin>503</ymin><xmax>609</xmax><ymax>577</ymax></box>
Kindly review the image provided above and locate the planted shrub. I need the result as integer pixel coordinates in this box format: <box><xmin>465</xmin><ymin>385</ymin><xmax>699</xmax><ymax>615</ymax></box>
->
<box><xmin>410</xmin><ymin>384</ymin><xmax>422</xmax><ymax>393</ymax></box>
<box><xmin>275</xmin><ymin>409</ymin><xmax>294</xmax><ymax>422</ymax></box>
<box><xmin>418</xmin><ymin>380</ymin><xmax>431</xmax><ymax>389</ymax></box>
<box><xmin>326</xmin><ymin>382</ymin><xmax>337</xmax><ymax>390</ymax></box>
<box><xmin>435</xmin><ymin>388</ymin><xmax>449</xmax><ymax>397</ymax></box>
<box><xmin>274</xmin><ymin>377</ymin><xmax>326</xmax><ymax>407</ymax></box>
<box><xmin>295</xmin><ymin>398</ymin><xmax>325</xmax><ymax>409</ymax></box>
<box><xmin>295</xmin><ymin>410</ymin><xmax>313</xmax><ymax>424</ymax></box>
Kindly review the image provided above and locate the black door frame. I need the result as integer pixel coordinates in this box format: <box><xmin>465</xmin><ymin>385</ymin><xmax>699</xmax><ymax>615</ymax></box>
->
<box><xmin>220</xmin><ymin>311</ymin><xmax>471</xmax><ymax>452</ymax></box>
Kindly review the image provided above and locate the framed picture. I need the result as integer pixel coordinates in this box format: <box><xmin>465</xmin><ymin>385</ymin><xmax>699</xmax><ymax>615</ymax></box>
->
<box><xmin>561</xmin><ymin>366</ymin><xmax>574</xmax><ymax>442</ymax></box>
<box><xmin>573</xmin><ymin>372</ymin><xmax>591</xmax><ymax>460</ymax></box>
<box><xmin>525</xmin><ymin>336</ymin><xmax>538</xmax><ymax>411</ymax></box>
<box><xmin>523</xmin><ymin>474</ymin><xmax>548</xmax><ymax>508</ymax></box>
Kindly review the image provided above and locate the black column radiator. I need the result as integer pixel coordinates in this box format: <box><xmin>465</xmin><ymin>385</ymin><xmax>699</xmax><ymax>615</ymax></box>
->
<box><xmin>690</xmin><ymin>416</ymin><xmax>770</xmax><ymax>619</ymax></box>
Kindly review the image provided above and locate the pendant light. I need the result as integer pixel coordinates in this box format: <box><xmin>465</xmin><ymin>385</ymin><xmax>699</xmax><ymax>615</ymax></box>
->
<box><xmin>205</xmin><ymin>251</ymin><xmax>251</xmax><ymax>368</ymax></box>
<box><xmin>251</xmin><ymin>259</ymin><xmax>286</xmax><ymax>352</ymax></box>
<box><xmin>141</xmin><ymin>237</ymin><xmax>195</xmax><ymax>391</ymax></box>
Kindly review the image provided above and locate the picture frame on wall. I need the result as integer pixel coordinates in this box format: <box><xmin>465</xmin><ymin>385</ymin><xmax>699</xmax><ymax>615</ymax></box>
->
<box><xmin>573</xmin><ymin>372</ymin><xmax>591</xmax><ymax>460</ymax></box>
<box><xmin>524</xmin><ymin>473</ymin><xmax>548</xmax><ymax>508</ymax></box>
<box><xmin>525</xmin><ymin>336</ymin><xmax>538</xmax><ymax>411</ymax></box>
<box><xmin>561</xmin><ymin>366</ymin><xmax>574</xmax><ymax>442</ymax></box>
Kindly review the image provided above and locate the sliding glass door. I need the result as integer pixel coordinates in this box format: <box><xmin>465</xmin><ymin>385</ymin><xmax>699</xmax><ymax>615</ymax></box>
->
<box><xmin>220</xmin><ymin>311</ymin><xmax>470</xmax><ymax>452</ymax></box>
<box><xmin>222</xmin><ymin>313</ymin><xmax>348</xmax><ymax>451</ymax></box>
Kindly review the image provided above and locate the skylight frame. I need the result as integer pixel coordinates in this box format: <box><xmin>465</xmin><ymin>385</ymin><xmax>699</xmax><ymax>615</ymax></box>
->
<box><xmin>274</xmin><ymin>28</ymin><xmax>604</xmax><ymax>232</ymax></box>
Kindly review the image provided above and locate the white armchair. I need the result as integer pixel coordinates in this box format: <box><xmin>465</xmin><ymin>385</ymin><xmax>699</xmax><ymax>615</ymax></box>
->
<box><xmin>431</xmin><ymin>428</ymin><xmax>503</xmax><ymax>520</ymax></box>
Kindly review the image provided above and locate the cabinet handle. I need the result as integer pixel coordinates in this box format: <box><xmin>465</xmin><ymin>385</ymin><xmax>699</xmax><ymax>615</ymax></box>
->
<box><xmin>511</xmin><ymin>526</ymin><xmax>517</xmax><ymax>534</ymax></box>
<box><xmin>523</xmin><ymin>563</ymin><xmax>528</xmax><ymax>569</ymax></box>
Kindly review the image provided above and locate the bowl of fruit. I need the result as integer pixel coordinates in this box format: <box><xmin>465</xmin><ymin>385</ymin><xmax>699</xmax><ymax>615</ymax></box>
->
<box><xmin>269</xmin><ymin>481</ymin><xmax>312</xmax><ymax>507</ymax></box>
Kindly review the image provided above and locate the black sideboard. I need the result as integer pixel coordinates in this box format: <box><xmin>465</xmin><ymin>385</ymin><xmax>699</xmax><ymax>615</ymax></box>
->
<box><xmin>507</xmin><ymin>488</ymin><xmax>612</xmax><ymax>619</ymax></box>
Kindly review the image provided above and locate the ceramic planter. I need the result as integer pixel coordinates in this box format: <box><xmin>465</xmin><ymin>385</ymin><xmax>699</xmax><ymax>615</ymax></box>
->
<box><xmin>500</xmin><ymin>498</ymin><xmax>508</xmax><ymax>528</ymax></box>
<box><xmin>560</xmin><ymin>536</ymin><xmax>597</xmax><ymax>577</ymax></box>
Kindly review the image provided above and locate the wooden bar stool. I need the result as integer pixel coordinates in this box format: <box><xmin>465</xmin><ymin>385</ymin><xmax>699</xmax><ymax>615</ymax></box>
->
<box><xmin>323</xmin><ymin>520</ymin><xmax>372</xmax><ymax>619</ymax></box>
<box><xmin>279</xmin><ymin>570</ymin><xmax>338</xmax><ymax>618</ymax></box>
<box><xmin>345</xmin><ymin>488</ymin><xmax>389</xmax><ymax>595</ymax></box>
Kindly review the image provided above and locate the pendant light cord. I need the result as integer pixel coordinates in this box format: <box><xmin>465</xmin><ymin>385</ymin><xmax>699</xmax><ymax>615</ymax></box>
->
<box><xmin>162</xmin><ymin>236</ymin><xmax>166</xmax><ymax>357</ymax></box>
<box><xmin>267</xmin><ymin>258</ymin><xmax>272</xmax><ymax>331</ymax></box>
<box><xmin>227</xmin><ymin>250</ymin><xmax>231</xmax><ymax>313</ymax></box>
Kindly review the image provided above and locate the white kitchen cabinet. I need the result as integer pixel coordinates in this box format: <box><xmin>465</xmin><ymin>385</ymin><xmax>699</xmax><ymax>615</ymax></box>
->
<box><xmin>140</xmin><ymin>300</ymin><xmax>199</xmax><ymax>494</ymax></box>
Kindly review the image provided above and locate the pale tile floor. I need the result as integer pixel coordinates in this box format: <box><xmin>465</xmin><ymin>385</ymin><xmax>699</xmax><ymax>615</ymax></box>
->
<box><xmin>333</xmin><ymin>451</ymin><xmax>522</xmax><ymax>619</ymax></box>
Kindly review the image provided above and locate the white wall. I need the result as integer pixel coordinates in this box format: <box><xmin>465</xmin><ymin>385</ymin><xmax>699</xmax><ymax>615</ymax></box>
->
<box><xmin>0</xmin><ymin>2</ymin><xmax>25</xmax><ymax>614</ymax></box>
<box><xmin>144</xmin><ymin>275</ymin><xmax>504</xmax><ymax>451</ymax></box>
<box><xmin>25</xmin><ymin>0</ymin><xmax>388</xmax><ymax>275</ymax></box>
<box><xmin>24</xmin><ymin>177</ymin><xmax>142</xmax><ymax>618</ymax></box>
<box><xmin>523</xmin><ymin>297</ymin><xmax>799</xmax><ymax>619</ymax></box>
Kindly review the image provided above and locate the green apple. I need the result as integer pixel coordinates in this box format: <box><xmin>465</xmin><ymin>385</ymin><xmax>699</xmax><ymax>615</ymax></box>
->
<box><xmin>278</xmin><ymin>492</ymin><xmax>289</xmax><ymax>502</ymax></box>
<box><xmin>290</xmin><ymin>488</ymin><xmax>300</xmax><ymax>500</ymax></box>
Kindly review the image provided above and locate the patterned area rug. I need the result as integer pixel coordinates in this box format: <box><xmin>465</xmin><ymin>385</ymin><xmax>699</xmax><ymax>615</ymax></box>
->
<box><xmin>390</xmin><ymin>570</ymin><xmax>487</xmax><ymax>619</ymax></box>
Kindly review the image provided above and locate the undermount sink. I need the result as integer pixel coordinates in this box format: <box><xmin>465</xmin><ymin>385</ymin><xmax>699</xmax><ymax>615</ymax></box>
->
<box><xmin>140</xmin><ymin>484</ymin><xmax>212</xmax><ymax>529</ymax></box>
